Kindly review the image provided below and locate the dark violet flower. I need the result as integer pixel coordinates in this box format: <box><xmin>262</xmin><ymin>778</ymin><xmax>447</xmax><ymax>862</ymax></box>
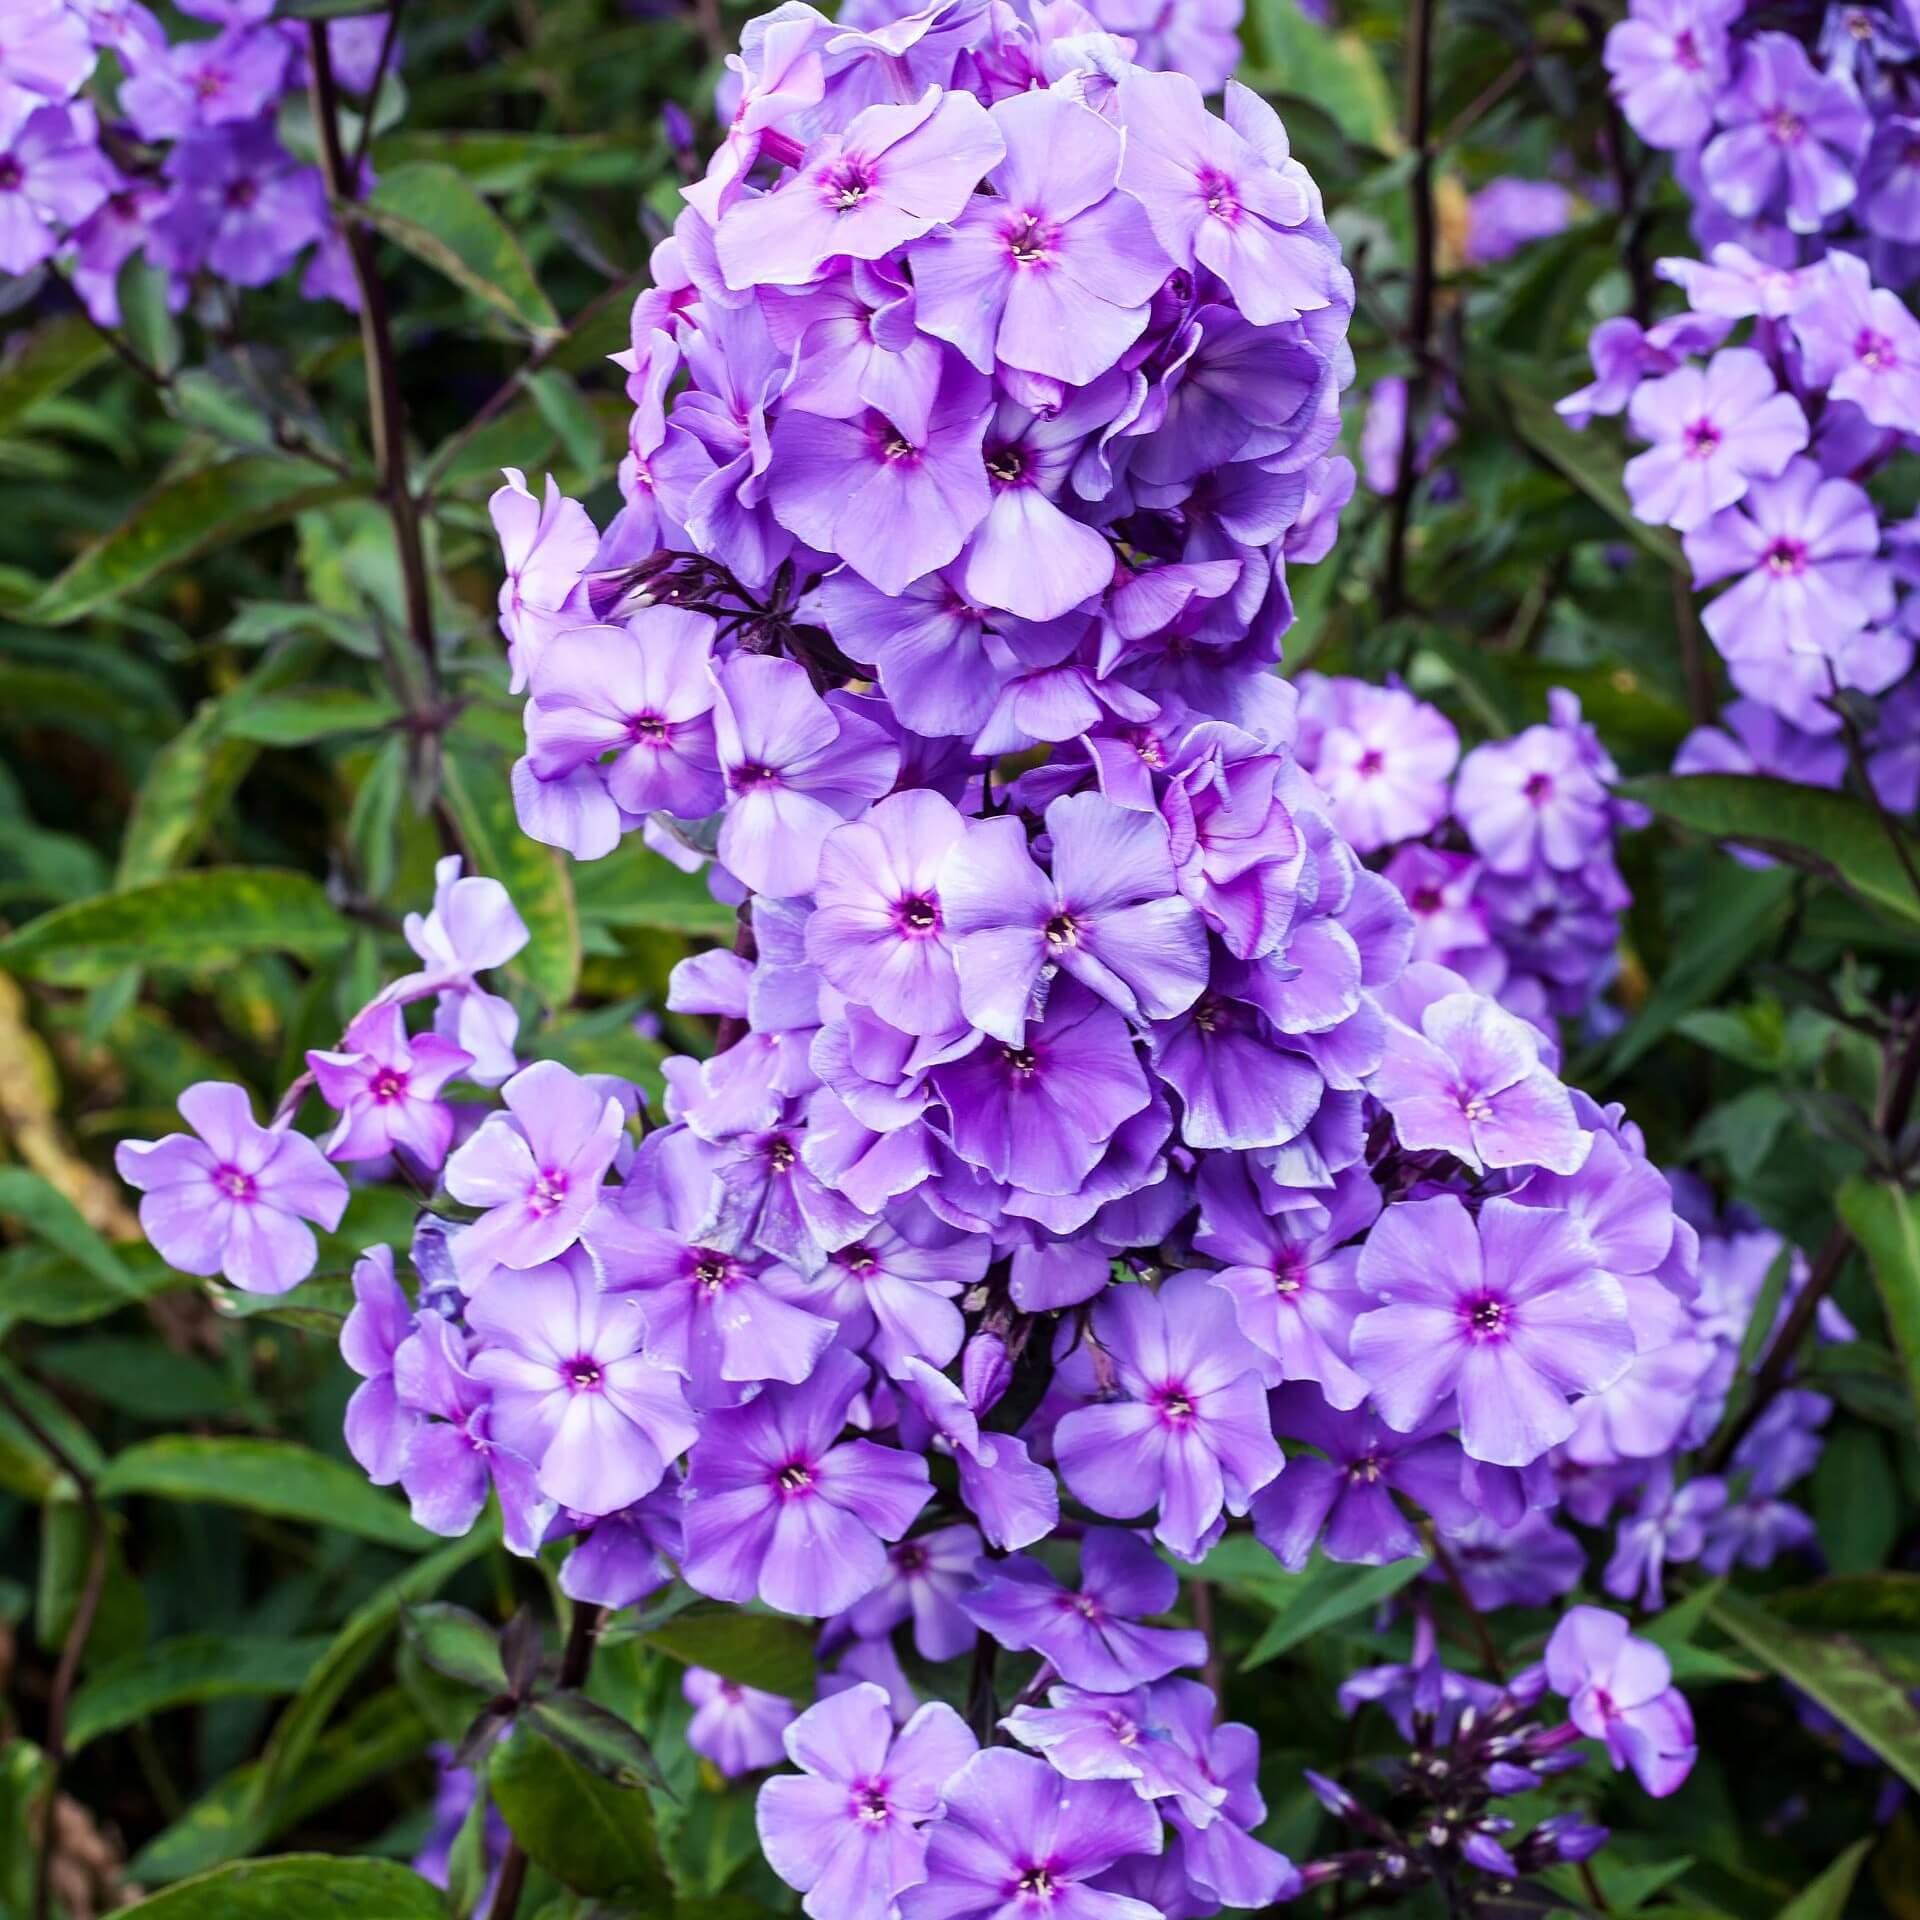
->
<box><xmin>1701</xmin><ymin>32</ymin><xmax>1869</xmax><ymax>234</ymax></box>
<box><xmin>1438</xmin><ymin>1509</ymin><xmax>1585</xmax><ymax>1610</ymax></box>
<box><xmin>1352</xmin><ymin>1194</ymin><xmax>1633</xmax><ymax>1467</ymax></box>
<box><xmin>759</xmin><ymin>1683</ymin><xmax>977</xmax><ymax>1920</ymax></box>
<box><xmin>960</xmin><ymin>1526</ymin><xmax>1207</xmax><ymax>1691</ymax></box>
<box><xmin>1684</xmin><ymin>457</ymin><xmax>1892</xmax><ymax>663</ymax></box>
<box><xmin>115</xmin><ymin>1081</ymin><xmax>348</xmax><ymax>1294</ymax></box>
<box><xmin>942</xmin><ymin>793</ymin><xmax>1208</xmax><ymax>1042</ymax></box>
<box><xmin>466</xmin><ymin>1251</ymin><xmax>697</xmax><ymax>1515</ymax></box>
<box><xmin>561</xmin><ymin>1490</ymin><xmax>681</xmax><ymax>1608</ymax></box>
<box><xmin>307</xmin><ymin>1006</ymin><xmax>471</xmax><ymax>1171</ymax></box>
<box><xmin>1623</xmin><ymin>348</ymin><xmax>1808</xmax><ymax>532</ymax></box>
<box><xmin>911</xmin><ymin>88</ymin><xmax>1169</xmax><ymax>387</ymax></box>
<box><xmin>1603</xmin><ymin>1464</ymin><xmax>1726</xmax><ymax>1609</ymax></box>
<box><xmin>711</xmin><ymin>652</ymin><xmax>901</xmax><ymax>897</ymax></box>
<box><xmin>1054</xmin><ymin>1271</ymin><xmax>1282</xmax><ymax>1560</ymax></box>
<box><xmin>444</xmin><ymin>1059</ymin><xmax>627</xmax><ymax>1278</ymax></box>
<box><xmin>682</xmin><ymin>1348</ymin><xmax>933</xmax><ymax>1616</ymax></box>
<box><xmin>1251</xmin><ymin>1382</ymin><xmax>1472</xmax><ymax>1570</ymax></box>
<box><xmin>845</xmin><ymin>1522</ymin><xmax>982</xmax><ymax>1661</ymax></box>
<box><xmin>1604</xmin><ymin>0</ymin><xmax>1740</xmax><ymax>149</ymax></box>
<box><xmin>686</xmin><ymin>1667</ymin><xmax>798</xmax><ymax>1778</ymax></box>
<box><xmin>1371</xmin><ymin>988</ymin><xmax>1587</xmax><ymax>1175</ymax></box>
<box><xmin>897</xmin><ymin>1356</ymin><xmax>1060</xmax><ymax>1552</ymax></box>
<box><xmin>1545</xmin><ymin>1607</ymin><xmax>1697</xmax><ymax>1798</ymax></box>
<box><xmin>899</xmin><ymin>1746</ymin><xmax>1163</xmax><ymax>1920</ymax></box>
<box><xmin>806</xmin><ymin>790</ymin><xmax>969</xmax><ymax>1035</ymax></box>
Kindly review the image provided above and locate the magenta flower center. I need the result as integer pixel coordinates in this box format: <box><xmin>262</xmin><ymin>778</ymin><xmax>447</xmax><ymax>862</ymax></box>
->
<box><xmin>1067</xmin><ymin>1591</ymin><xmax>1105</xmax><ymax>1622</ymax></box>
<box><xmin>1681</xmin><ymin>417</ymin><xmax>1722</xmax><ymax>460</ymax></box>
<box><xmin>843</xmin><ymin>1245</ymin><xmax>879</xmax><ymax>1275</ymax></box>
<box><xmin>894</xmin><ymin>1541</ymin><xmax>927</xmax><ymax>1573</ymax></box>
<box><xmin>530</xmin><ymin>1167</ymin><xmax>570</xmax><ymax>1213</ymax></box>
<box><xmin>370</xmin><ymin>1067</ymin><xmax>409</xmax><ymax>1104</ymax></box>
<box><xmin>194</xmin><ymin>66</ymin><xmax>229</xmax><ymax>102</ymax></box>
<box><xmin>1274</xmin><ymin>1254</ymin><xmax>1306</xmax><ymax>1296</ymax></box>
<box><xmin>1154</xmin><ymin>1382</ymin><xmax>1198</xmax><ymax>1425</ymax></box>
<box><xmin>1357</xmin><ymin>747</ymin><xmax>1387</xmax><ymax>778</ymax></box>
<box><xmin>1766</xmin><ymin>107</ymin><xmax>1805</xmax><ymax>146</ymax></box>
<box><xmin>225</xmin><ymin>179</ymin><xmax>258</xmax><ymax>211</ymax></box>
<box><xmin>851</xmin><ymin>1782</ymin><xmax>892</xmax><ymax>1825</ymax></box>
<box><xmin>0</xmin><ymin>160</ymin><xmax>21</xmax><ymax>193</ymax></box>
<box><xmin>630</xmin><ymin>712</ymin><xmax>671</xmax><ymax>744</ymax></box>
<box><xmin>823</xmin><ymin>159</ymin><xmax>874</xmax><ymax>211</ymax></box>
<box><xmin>776</xmin><ymin>1459</ymin><xmax>815</xmax><ymax>1497</ymax></box>
<box><xmin>1016</xmin><ymin>1865</ymin><xmax>1058</xmax><ymax>1899</ymax></box>
<box><xmin>986</xmin><ymin>445</ymin><xmax>1029</xmax><ymax>489</ymax></box>
<box><xmin>732</xmin><ymin>761</ymin><xmax>782</xmax><ymax>789</ymax></box>
<box><xmin>1350</xmin><ymin>1453</ymin><xmax>1385</xmax><ymax>1484</ymax></box>
<box><xmin>1002</xmin><ymin>1044</ymin><xmax>1039</xmax><ymax>1075</ymax></box>
<box><xmin>693</xmin><ymin>1254</ymin><xmax>733</xmax><ymax>1293</ymax></box>
<box><xmin>1198</xmin><ymin>166</ymin><xmax>1241</xmax><ymax>223</ymax></box>
<box><xmin>1762</xmin><ymin>537</ymin><xmax>1808</xmax><ymax>577</ymax></box>
<box><xmin>1522</xmin><ymin>771</ymin><xmax>1554</xmax><ymax>806</ymax></box>
<box><xmin>566</xmin><ymin>1358</ymin><xmax>603</xmax><ymax>1393</ymax></box>
<box><xmin>1044</xmin><ymin>911</ymin><xmax>1079</xmax><ymax>949</ymax></box>
<box><xmin>1673</xmin><ymin>27</ymin><xmax>1702</xmax><ymax>69</ymax></box>
<box><xmin>213</xmin><ymin>1164</ymin><xmax>257</xmax><ymax>1203</ymax></box>
<box><xmin>1856</xmin><ymin>327</ymin><xmax>1896</xmax><ymax>370</ymax></box>
<box><xmin>1003</xmin><ymin>213</ymin><xmax>1058</xmax><ymax>267</ymax></box>
<box><xmin>1410</xmin><ymin>884</ymin><xmax>1443</xmax><ymax>913</ymax></box>
<box><xmin>1466</xmin><ymin>1296</ymin><xmax>1510</xmax><ymax>1340</ymax></box>
<box><xmin>896</xmin><ymin>894</ymin><xmax>941</xmax><ymax>937</ymax></box>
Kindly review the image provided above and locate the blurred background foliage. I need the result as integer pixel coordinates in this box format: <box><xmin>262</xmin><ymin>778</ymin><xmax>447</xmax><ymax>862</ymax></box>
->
<box><xmin>0</xmin><ymin>0</ymin><xmax>1917</xmax><ymax>1916</ymax></box>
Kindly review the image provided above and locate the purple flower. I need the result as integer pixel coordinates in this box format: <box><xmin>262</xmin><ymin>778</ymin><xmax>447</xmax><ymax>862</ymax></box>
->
<box><xmin>467</xmin><ymin>1251</ymin><xmax>697</xmax><ymax>1515</ymax></box>
<box><xmin>1352</xmin><ymin>1194</ymin><xmax>1633</xmax><ymax>1466</ymax></box>
<box><xmin>899</xmin><ymin>1746</ymin><xmax>1163</xmax><ymax>1920</ymax></box>
<box><xmin>786</xmin><ymin>1215</ymin><xmax>985</xmax><ymax>1380</ymax></box>
<box><xmin>960</xmin><ymin>1527</ymin><xmax>1206</xmax><ymax>1691</ymax></box>
<box><xmin>1251</xmin><ymin>1383</ymin><xmax>1472</xmax><ymax>1570</ymax></box>
<box><xmin>1463</xmin><ymin>178</ymin><xmax>1572</xmax><ymax>266</ymax></box>
<box><xmin>930</xmin><ymin>980</ymin><xmax>1153</xmax><ymax>1197</ymax></box>
<box><xmin>561</xmin><ymin>1491</ymin><xmax>681</xmax><ymax>1608</ymax></box>
<box><xmin>1454</xmin><ymin>724</ymin><xmax>1611</xmax><ymax>875</ymax></box>
<box><xmin>845</xmin><ymin>1522</ymin><xmax>982</xmax><ymax>1661</ymax></box>
<box><xmin>806</xmin><ymin>790</ymin><xmax>969</xmax><ymax>1035</ymax></box>
<box><xmin>0</xmin><ymin>0</ymin><xmax>97</xmax><ymax>100</ymax></box>
<box><xmin>1623</xmin><ymin>348</ymin><xmax>1808</xmax><ymax>532</ymax></box>
<box><xmin>1863</xmin><ymin>111</ymin><xmax>1920</xmax><ymax>242</ymax></box>
<box><xmin>685</xmin><ymin>1667</ymin><xmax>798</xmax><ymax>1778</ymax></box>
<box><xmin>1055</xmin><ymin>1272</ymin><xmax>1282</xmax><ymax>1559</ymax></box>
<box><xmin>444</xmin><ymin>1060</ymin><xmax>627</xmax><ymax>1278</ymax></box>
<box><xmin>1603</xmin><ymin>1465</ymin><xmax>1727</xmax><ymax>1609</ymax></box>
<box><xmin>1194</xmin><ymin>1160</ymin><xmax>1376</xmax><ymax>1408</ymax></box>
<box><xmin>682</xmin><ymin>1348</ymin><xmax>933</xmax><ymax>1616</ymax></box>
<box><xmin>1001</xmin><ymin>1683</ymin><xmax>1225</xmax><ymax>1813</ymax></box>
<box><xmin>1545</xmin><ymin>1607</ymin><xmax>1697</xmax><ymax>1798</ymax></box>
<box><xmin>489</xmin><ymin>469</ymin><xmax>596</xmax><ymax>692</ymax></box>
<box><xmin>942</xmin><ymin>794</ymin><xmax>1208</xmax><ymax>1043</ymax></box>
<box><xmin>148</xmin><ymin>122</ymin><xmax>327</xmax><ymax>288</ymax></box>
<box><xmin>911</xmin><ymin>89</ymin><xmax>1169</xmax><ymax>387</ymax></box>
<box><xmin>1684</xmin><ymin>457</ymin><xmax>1892</xmax><ymax>663</ymax></box>
<box><xmin>307</xmin><ymin>1006</ymin><xmax>471</xmax><ymax>1170</ymax></box>
<box><xmin>1791</xmin><ymin>248</ymin><xmax>1920</xmax><ymax>433</ymax></box>
<box><xmin>121</xmin><ymin>28</ymin><xmax>289</xmax><ymax>140</ymax></box>
<box><xmin>1439</xmin><ymin>1509</ymin><xmax>1585</xmax><ymax>1609</ymax></box>
<box><xmin>897</xmin><ymin>1356</ymin><xmax>1059</xmax><ymax>1553</ymax></box>
<box><xmin>1371</xmin><ymin>989</ymin><xmax>1587</xmax><ymax>1174</ymax></box>
<box><xmin>115</xmin><ymin>1082</ymin><xmax>348</xmax><ymax>1294</ymax></box>
<box><xmin>769</xmin><ymin>364</ymin><xmax>993</xmax><ymax>597</ymax></box>
<box><xmin>711</xmin><ymin>653</ymin><xmax>901</xmax><ymax>897</ymax></box>
<box><xmin>716</xmin><ymin>87</ymin><xmax>1003</xmax><ymax>289</ymax></box>
<box><xmin>1298</xmin><ymin>676</ymin><xmax>1458</xmax><ymax>853</ymax></box>
<box><xmin>1701</xmin><ymin>32</ymin><xmax>1869</xmax><ymax>234</ymax></box>
<box><xmin>0</xmin><ymin>98</ymin><xmax>109</xmax><ymax>273</ymax></box>
<box><xmin>523</xmin><ymin>608</ymin><xmax>723</xmax><ymax>825</ymax></box>
<box><xmin>1604</xmin><ymin>0</ymin><xmax>1740</xmax><ymax>149</ymax></box>
<box><xmin>759</xmin><ymin>1684</ymin><xmax>978</xmax><ymax>1920</ymax></box>
<box><xmin>1118</xmin><ymin>67</ymin><xmax>1334</xmax><ymax>327</ymax></box>
<box><xmin>1085</xmin><ymin>0</ymin><xmax>1243</xmax><ymax>91</ymax></box>
<box><xmin>341</xmin><ymin>1245</ymin><xmax>418</xmax><ymax>1484</ymax></box>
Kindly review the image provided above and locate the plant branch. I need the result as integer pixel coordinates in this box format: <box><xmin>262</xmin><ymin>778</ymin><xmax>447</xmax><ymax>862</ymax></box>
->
<box><xmin>0</xmin><ymin>1375</ymin><xmax>109</xmax><ymax>1920</ymax></box>
<box><xmin>1426</xmin><ymin>1529</ymin><xmax>1506</xmax><ymax>1682</ymax></box>
<box><xmin>349</xmin><ymin>1</ymin><xmax>408</xmax><ymax>188</ymax></box>
<box><xmin>1381</xmin><ymin>0</ymin><xmax>1438</xmax><ymax>618</ymax></box>
<box><xmin>307</xmin><ymin>22</ymin><xmax>438</xmax><ymax>707</ymax></box>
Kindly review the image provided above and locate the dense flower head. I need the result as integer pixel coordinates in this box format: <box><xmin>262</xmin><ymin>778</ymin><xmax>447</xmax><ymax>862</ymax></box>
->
<box><xmin>104</xmin><ymin>9</ymin><xmax>1732</xmax><ymax>1915</ymax></box>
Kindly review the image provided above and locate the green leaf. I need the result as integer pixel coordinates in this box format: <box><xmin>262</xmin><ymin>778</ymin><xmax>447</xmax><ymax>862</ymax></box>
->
<box><xmin>637</xmin><ymin>1603</ymin><xmax>817</xmax><ymax>1700</ymax></box>
<box><xmin>1812</xmin><ymin>1426</ymin><xmax>1899</xmax><ymax>1575</ymax></box>
<box><xmin>1773</xmin><ymin>1837</ymin><xmax>1875</xmax><ymax>1920</ymax></box>
<box><xmin>98</xmin><ymin>1437</ymin><xmax>430</xmax><ymax>1552</ymax></box>
<box><xmin>1611</xmin><ymin>863</ymin><xmax>1798</xmax><ymax>1073</ymax></box>
<box><xmin>0</xmin><ymin>868</ymin><xmax>352</xmax><ymax>985</ymax></box>
<box><xmin>363</xmin><ymin>163</ymin><xmax>561</xmax><ymax>336</ymax></box>
<box><xmin>1240</xmin><ymin>1555</ymin><xmax>1430</xmax><ymax>1669</ymax></box>
<box><xmin>1837</xmin><ymin>1176</ymin><xmax>1920</xmax><ymax>1425</ymax></box>
<box><xmin>1621</xmin><ymin>774</ymin><xmax>1920</xmax><ymax>930</ymax></box>
<box><xmin>0</xmin><ymin>1168</ymin><xmax>136</xmax><ymax>1298</ymax></box>
<box><xmin>1244</xmin><ymin>0</ymin><xmax>1395</xmax><ymax>147</ymax></box>
<box><xmin>116</xmin><ymin>256</ymin><xmax>182</xmax><ymax>378</ymax></box>
<box><xmin>1709</xmin><ymin>1587</ymin><xmax>1920</xmax><ymax>1793</ymax></box>
<box><xmin>490</xmin><ymin>1723</ymin><xmax>674</xmax><ymax>1903</ymax></box>
<box><xmin>574</xmin><ymin>838</ymin><xmax>737</xmax><ymax>937</ymax></box>
<box><xmin>67</xmin><ymin>1634</ymin><xmax>332</xmax><ymax>1752</ymax></box>
<box><xmin>1496</xmin><ymin>375</ymin><xmax>1686</xmax><ymax>570</ymax></box>
<box><xmin>524</xmin><ymin>366</ymin><xmax>606</xmax><ymax>474</ymax></box>
<box><xmin>115</xmin><ymin>1854</ymin><xmax>443</xmax><ymax>1918</ymax></box>
<box><xmin>23</xmin><ymin>455</ymin><xmax>355</xmax><ymax>626</ymax></box>
<box><xmin>523</xmin><ymin>1688</ymin><xmax>667</xmax><ymax>1791</ymax></box>
<box><xmin>0</xmin><ymin>315</ymin><xmax>110</xmax><ymax>434</ymax></box>
<box><xmin>1771</xmin><ymin>1574</ymin><xmax>1920</xmax><ymax>1633</ymax></box>
<box><xmin>441</xmin><ymin>734</ymin><xmax>581</xmax><ymax>1005</ymax></box>
<box><xmin>402</xmin><ymin>1602</ymin><xmax>509</xmax><ymax>1694</ymax></box>
<box><xmin>0</xmin><ymin>1243</ymin><xmax>188</xmax><ymax>1337</ymax></box>
<box><xmin>220</xmin><ymin>685</ymin><xmax>401</xmax><ymax>745</ymax></box>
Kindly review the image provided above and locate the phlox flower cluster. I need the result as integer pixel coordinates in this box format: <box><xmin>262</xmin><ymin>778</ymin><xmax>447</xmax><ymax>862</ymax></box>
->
<box><xmin>0</xmin><ymin>0</ymin><xmax>385</xmax><ymax>319</ymax></box>
<box><xmin>1295</xmin><ymin>675</ymin><xmax>1639</xmax><ymax>1037</ymax></box>
<box><xmin>115</xmin><ymin>5</ymin><xmax>1707</xmax><ymax>1912</ymax></box>
<box><xmin>1574</xmin><ymin>0</ymin><xmax>1920</xmax><ymax>803</ymax></box>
